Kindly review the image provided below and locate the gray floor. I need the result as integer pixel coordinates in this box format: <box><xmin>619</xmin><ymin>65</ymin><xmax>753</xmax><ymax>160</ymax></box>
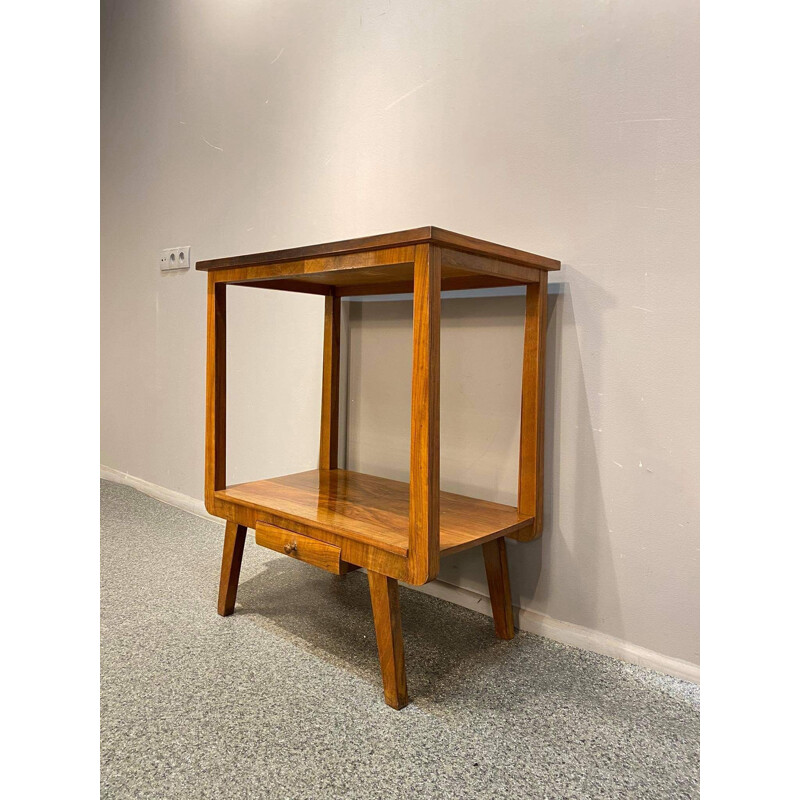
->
<box><xmin>101</xmin><ymin>480</ymin><xmax>699</xmax><ymax>799</ymax></box>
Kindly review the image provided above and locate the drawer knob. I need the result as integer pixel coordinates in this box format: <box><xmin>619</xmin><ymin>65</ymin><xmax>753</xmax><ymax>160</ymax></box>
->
<box><xmin>283</xmin><ymin>541</ymin><xmax>298</xmax><ymax>555</ymax></box>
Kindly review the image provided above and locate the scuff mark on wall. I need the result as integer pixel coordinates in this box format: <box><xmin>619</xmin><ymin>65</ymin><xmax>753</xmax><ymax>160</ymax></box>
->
<box><xmin>384</xmin><ymin>77</ymin><xmax>434</xmax><ymax>110</ymax></box>
<box><xmin>612</xmin><ymin>117</ymin><xmax>675</xmax><ymax>123</ymax></box>
<box><xmin>201</xmin><ymin>137</ymin><xmax>223</xmax><ymax>152</ymax></box>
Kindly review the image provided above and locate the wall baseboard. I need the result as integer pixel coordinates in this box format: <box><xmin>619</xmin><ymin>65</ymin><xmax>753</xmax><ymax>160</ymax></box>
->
<box><xmin>413</xmin><ymin>580</ymin><xmax>699</xmax><ymax>683</ymax></box>
<box><xmin>100</xmin><ymin>465</ymin><xmax>215</xmax><ymax>523</ymax></box>
<box><xmin>100</xmin><ymin>465</ymin><xmax>699</xmax><ymax>685</ymax></box>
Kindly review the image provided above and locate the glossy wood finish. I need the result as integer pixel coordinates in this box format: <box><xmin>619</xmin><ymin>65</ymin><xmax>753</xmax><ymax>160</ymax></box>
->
<box><xmin>201</xmin><ymin>228</ymin><xmax>559</xmax><ymax>708</ymax></box>
<box><xmin>514</xmin><ymin>275</ymin><xmax>549</xmax><ymax>540</ymax></box>
<box><xmin>367</xmin><ymin>571</ymin><xmax>408</xmax><ymax>710</ymax></box>
<box><xmin>217</xmin><ymin>521</ymin><xmax>247</xmax><ymax>616</ymax></box>
<box><xmin>482</xmin><ymin>537</ymin><xmax>515</xmax><ymax>640</ymax></box>
<box><xmin>206</xmin><ymin>248</ymin><xmax>539</xmax><ymax>295</ymax></box>
<box><xmin>197</xmin><ymin>226</ymin><xmax>560</xmax><ymax>273</ymax></box>
<box><xmin>439</xmin><ymin>247</ymin><xmax>543</xmax><ymax>284</ymax></box>
<box><xmin>255</xmin><ymin>522</ymin><xmax>350</xmax><ymax>575</ymax></box>
<box><xmin>319</xmin><ymin>296</ymin><xmax>340</xmax><ymax>470</ymax></box>
<box><xmin>213</xmin><ymin>491</ymin><xmax>411</xmax><ymax>581</ymax></box>
<box><xmin>217</xmin><ymin>469</ymin><xmax>533</xmax><ymax>558</ymax></box>
<box><xmin>234</xmin><ymin>274</ymin><xmax>523</xmax><ymax>297</ymax></box>
<box><xmin>205</xmin><ymin>279</ymin><xmax>226</xmax><ymax>514</ymax></box>
<box><xmin>408</xmin><ymin>244</ymin><xmax>441</xmax><ymax>585</ymax></box>
<box><xmin>210</xmin><ymin>247</ymin><xmax>417</xmax><ymax>289</ymax></box>
<box><xmin>333</xmin><ymin>273</ymin><xmax>519</xmax><ymax>298</ymax></box>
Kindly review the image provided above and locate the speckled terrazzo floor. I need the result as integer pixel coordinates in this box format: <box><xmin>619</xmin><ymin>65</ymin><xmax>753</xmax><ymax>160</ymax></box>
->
<box><xmin>100</xmin><ymin>480</ymin><xmax>699</xmax><ymax>799</ymax></box>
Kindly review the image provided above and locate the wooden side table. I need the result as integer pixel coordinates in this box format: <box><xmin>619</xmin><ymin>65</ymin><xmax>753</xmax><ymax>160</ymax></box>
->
<box><xmin>197</xmin><ymin>227</ymin><xmax>560</xmax><ymax>709</ymax></box>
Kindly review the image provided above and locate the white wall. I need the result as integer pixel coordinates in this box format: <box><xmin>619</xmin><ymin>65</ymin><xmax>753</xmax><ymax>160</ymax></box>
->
<box><xmin>101</xmin><ymin>0</ymin><xmax>699</xmax><ymax>667</ymax></box>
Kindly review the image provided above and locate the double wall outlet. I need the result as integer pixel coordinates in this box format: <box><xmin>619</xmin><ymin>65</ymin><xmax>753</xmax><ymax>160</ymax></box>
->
<box><xmin>159</xmin><ymin>245</ymin><xmax>191</xmax><ymax>271</ymax></box>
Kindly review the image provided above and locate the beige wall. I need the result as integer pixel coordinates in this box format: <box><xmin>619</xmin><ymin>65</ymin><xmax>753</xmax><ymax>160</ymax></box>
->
<box><xmin>101</xmin><ymin>0</ymin><xmax>699</xmax><ymax>665</ymax></box>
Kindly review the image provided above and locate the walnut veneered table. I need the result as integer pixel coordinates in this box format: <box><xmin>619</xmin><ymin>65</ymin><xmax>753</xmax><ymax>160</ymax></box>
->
<box><xmin>197</xmin><ymin>226</ymin><xmax>560</xmax><ymax>709</ymax></box>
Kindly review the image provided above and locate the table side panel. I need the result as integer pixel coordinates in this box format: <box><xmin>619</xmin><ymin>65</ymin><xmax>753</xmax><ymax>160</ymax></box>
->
<box><xmin>439</xmin><ymin>248</ymin><xmax>541</xmax><ymax>284</ymax></box>
<box><xmin>206</xmin><ymin>247</ymin><xmax>418</xmax><ymax>285</ymax></box>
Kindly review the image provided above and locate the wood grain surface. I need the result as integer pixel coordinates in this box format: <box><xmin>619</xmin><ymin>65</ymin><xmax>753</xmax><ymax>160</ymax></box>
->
<box><xmin>197</xmin><ymin>226</ymin><xmax>560</xmax><ymax>272</ymax></box>
<box><xmin>515</xmin><ymin>274</ymin><xmax>549</xmax><ymax>539</ymax></box>
<box><xmin>367</xmin><ymin>571</ymin><xmax>408</xmax><ymax>710</ymax></box>
<box><xmin>408</xmin><ymin>244</ymin><xmax>441</xmax><ymax>585</ymax></box>
<box><xmin>255</xmin><ymin>521</ymin><xmax>352</xmax><ymax>575</ymax></box>
<box><xmin>217</xmin><ymin>521</ymin><xmax>247</xmax><ymax>616</ymax></box>
<box><xmin>217</xmin><ymin>469</ymin><xmax>533</xmax><ymax>558</ymax></box>
<box><xmin>482</xmin><ymin>537</ymin><xmax>515</xmax><ymax>639</ymax></box>
<box><xmin>319</xmin><ymin>295</ymin><xmax>340</xmax><ymax>470</ymax></box>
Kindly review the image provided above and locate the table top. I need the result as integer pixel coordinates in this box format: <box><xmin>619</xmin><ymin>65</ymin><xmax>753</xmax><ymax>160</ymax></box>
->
<box><xmin>196</xmin><ymin>226</ymin><xmax>561</xmax><ymax>272</ymax></box>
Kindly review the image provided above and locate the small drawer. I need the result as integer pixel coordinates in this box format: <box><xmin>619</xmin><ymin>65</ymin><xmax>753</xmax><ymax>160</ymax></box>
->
<box><xmin>255</xmin><ymin>521</ymin><xmax>348</xmax><ymax>575</ymax></box>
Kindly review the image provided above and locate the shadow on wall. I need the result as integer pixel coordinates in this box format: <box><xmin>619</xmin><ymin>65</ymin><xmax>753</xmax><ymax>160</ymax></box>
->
<box><xmin>345</xmin><ymin>270</ymin><xmax>623</xmax><ymax>639</ymax></box>
<box><xmin>517</xmin><ymin>269</ymin><xmax>622</xmax><ymax>637</ymax></box>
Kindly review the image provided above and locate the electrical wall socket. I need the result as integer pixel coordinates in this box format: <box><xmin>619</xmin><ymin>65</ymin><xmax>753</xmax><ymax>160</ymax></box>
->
<box><xmin>159</xmin><ymin>246</ymin><xmax>191</xmax><ymax>271</ymax></box>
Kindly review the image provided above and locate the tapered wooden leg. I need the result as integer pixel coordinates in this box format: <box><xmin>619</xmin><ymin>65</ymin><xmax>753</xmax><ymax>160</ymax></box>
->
<box><xmin>482</xmin><ymin>537</ymin><xmax>515</xmax><ymax>639</ymax></box>
<box><xmin>367</xmin><ymin>571</ymin><xmax>408</xmax><ymax>709</ymax></box>
<box><xmin>217</xmin><ymin>521</ymin><xmax>247</xmax><ymax>616</ymax></box>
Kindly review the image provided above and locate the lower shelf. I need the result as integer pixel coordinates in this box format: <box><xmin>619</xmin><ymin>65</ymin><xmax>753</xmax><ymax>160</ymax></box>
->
<box><xmin>216</xmin><ymin>469</ymin><xmax>533</xmax><ymax>556</ymax></box>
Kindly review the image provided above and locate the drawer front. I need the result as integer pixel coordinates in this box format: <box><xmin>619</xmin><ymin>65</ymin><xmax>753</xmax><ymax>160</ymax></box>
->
<box><xmin>255</xmin><ymin>522</ymin><xmax>346</xmax><ymax>575</ymax></box>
